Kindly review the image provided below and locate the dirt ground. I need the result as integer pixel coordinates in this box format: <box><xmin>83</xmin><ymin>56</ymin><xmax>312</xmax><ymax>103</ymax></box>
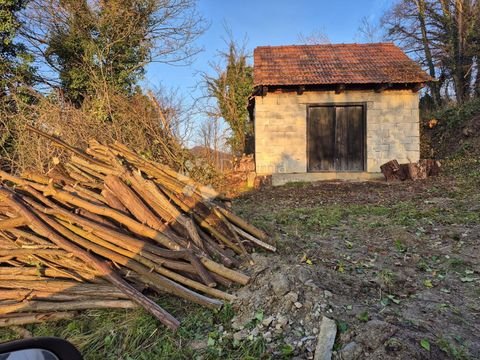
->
<box><xmin>227</xmin><ymin>165</ymin><xmax>480</xmax><ymax>359</ymax></box>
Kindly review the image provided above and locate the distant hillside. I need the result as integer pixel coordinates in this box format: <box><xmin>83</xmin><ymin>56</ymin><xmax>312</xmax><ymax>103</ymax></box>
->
<box><xmin>189</xmin><ymin>146</ymin><xmax>233</xmax><ymax>171</ymax></box>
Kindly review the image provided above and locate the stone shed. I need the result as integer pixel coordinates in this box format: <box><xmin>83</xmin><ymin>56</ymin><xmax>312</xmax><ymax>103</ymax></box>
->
<box><xmin>251</xmin><ymin>43</ymin><xmax>432</xmax><ymax>185</ymax></box>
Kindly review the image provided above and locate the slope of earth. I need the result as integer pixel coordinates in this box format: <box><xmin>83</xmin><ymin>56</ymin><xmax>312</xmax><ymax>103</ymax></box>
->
<box><xmin>422</xmin><ymin>99</ymin><xmax>480</xmax><ymax>160</ymax></box>
<box><xmin>229</xmin><ymin>160</ymin><xmax>480</xmax><ymax>359</ymax></box>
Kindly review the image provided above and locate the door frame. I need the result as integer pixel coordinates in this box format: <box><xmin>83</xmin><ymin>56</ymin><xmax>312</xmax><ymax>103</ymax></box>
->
<box><xmin>306</xmin><ymin>102</ymin><xmax>367</xmax><ymax>173</ymax></box>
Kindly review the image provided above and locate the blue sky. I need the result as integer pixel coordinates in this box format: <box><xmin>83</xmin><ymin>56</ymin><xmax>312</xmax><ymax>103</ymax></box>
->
<box><xmin>144</xmin><ymin>0</ymin><xmax>393</xmax><ymax>97</ymax></box>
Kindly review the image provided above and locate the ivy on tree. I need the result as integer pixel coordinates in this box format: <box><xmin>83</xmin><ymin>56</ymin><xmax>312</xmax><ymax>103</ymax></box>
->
<box><xmin>205</xmin><ymin>41</ymin><xmax>254</xmax><ymax>156</ymax></box>
<box><xmin>0</xmin><ymin>0</ymin><xmax>34</xmax><ymax>97</ymax></box>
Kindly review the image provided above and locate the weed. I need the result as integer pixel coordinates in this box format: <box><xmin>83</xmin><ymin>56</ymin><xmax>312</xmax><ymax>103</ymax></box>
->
<box><xmin>273</xmin><ymin>207</ymin><xmax>343</xmax><ymax>235</ymax></box>
<box><xmin>280</xmin><ymin>343</ymin><xmax>294</xmax><ymax>357</ymax></box>
<box><xmin>417</xmin><ymin>258</ymin><xmax>431</xmax><ymax>272</ymax></box>
<box><xmin>0</xmin><ymin>328</ymin><xmax>17</xmax><ymax>343</ymax></box>
<box><xmin>436</xmin><ymin>337</ymin><xmax>470</xmax><ymax>360</ymax></box>
<box><xmin>433</xmin><ymin>98</ymin><xmax>480</xmax><ymax>129</ymax></box>
<box><xmin>420</xmin><ymin>339</ymin><xmax>431</xmax><ymax>351</ymax></box>
<box><xmin>283</xmin><ymin>181</ymin><xmax>308</xmax><ymax>188</ymax></box>
<box><xmin>336</xmin><ymin>260</ymin><xmax>346</xmax><ymax>273</ymax></box>
<box><xmin>423</xmin><ymin>279</ymin><xmax>434</xmax><ymax>288</ymax></box>
<box><xmin>357</xmin><ymin>311</ymin><xmax>369</xmax><ymax>323</ymax></box>
<box><xmin>336</xmin><ymin>320</ymin><xmax>349</xmax><ymax>333</ymax></box>
<box><xmin>449</xmin><ymin>258</ymin><xmax>467</xmax><ymax>271</ymax></box>
<box><xmin>379</xmin><ymin>269</ymin><xmax>394</xmax><ymax>289</ymax></box>
<box><xmin>0</xmin><ymin>300</ymin><xmax>268</xmax><ymax>360</ymax></box>
<box><xmin>394</xmin><ymin>239</ymin><xmax>407</xmax><ymax>253</ymax></box>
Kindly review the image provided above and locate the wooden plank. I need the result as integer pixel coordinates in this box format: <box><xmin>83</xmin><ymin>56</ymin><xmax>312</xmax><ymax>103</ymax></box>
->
<box><xmin>308</xmin><ymin>107</ymin><xmax>335</xmax><ymax>171</ymax></box>
<box><xmin>335</xmin><ymin>106</ymin><xmax>349</xmax><ymax>171</ymax></box>
<box><xmin>335</xmin><ymin>106</ymin><xmax>364</xmax><ymax>171</ymax></box>
<box><xmin>347</xmin><ymin>106</ymin><xmax>365</xmax><ymax>171</ymax></box>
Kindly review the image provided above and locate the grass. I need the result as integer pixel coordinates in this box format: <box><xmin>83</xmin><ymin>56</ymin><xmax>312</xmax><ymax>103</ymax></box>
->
<box><xmin>432</xmin><ymin>98</ymin><xmax>480</xmax><ymax>130</ymax></box>
<box><xmin>244</xmin><ymin>200</ymin><xmax>479</xmax><ymax>239</ymax></box>
<box><xmin>436</xmin><ymin>336</ymin><xmax>471</xmax><ymax>360</ymax></box>
<box><xmin>2</xmin><ymin>158</ymin><xmax>479</xmax><ymax>359</ymax></box>
<box><xmin>378</xmin><ymin>269</ymin><xmax>395</xmax><ymax>289</ymax></box>
<box><xmin>0</xmin><ymin>301</ymin><xmax>268</xmax><ymax>360</ymax></box>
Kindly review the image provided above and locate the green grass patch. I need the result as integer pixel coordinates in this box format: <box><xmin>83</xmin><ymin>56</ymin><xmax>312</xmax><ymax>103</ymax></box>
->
<box><xmin>244</xmin><ymin>200</ymin><xmax>479</xmax><ymax>238</ymax></box>
<box><xmin>268</xmin><ymin>205</ymin><xmax>391</xmax><ymax>235</ymax></box>
<box><xmin>436</xmin><ymin>336</ymin><xmax>471</xmax><ymax>360</ymax></box>
<box><xmin>283</xmin><ymin>181</ymin><xmax>309</xmax><ymax>188</ymax></box>
<box><xmin>0</xmin><ymin>301</ymin><xmax>269</xmax><ymax>360</ymax></box>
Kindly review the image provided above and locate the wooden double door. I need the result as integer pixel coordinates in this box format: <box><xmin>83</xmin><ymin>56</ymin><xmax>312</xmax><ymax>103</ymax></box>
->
<box><xmin>307</xmin><ymin>104</ymin><xmax>365</xmax><ymax>172</ymax></box>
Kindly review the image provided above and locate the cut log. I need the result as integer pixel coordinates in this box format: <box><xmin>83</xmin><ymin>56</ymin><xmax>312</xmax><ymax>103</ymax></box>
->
<box><xmin>380</xmin><ymin>160</ymin><xmax>408</xmax><ymax>181</ymax></box>
<box><xmin>381</xmin><ymin>159</ymin><xmax>440</xmax><ymax>182</ymax></box>
<box><xmin>0</xmin><ymin>300</ymin><xmax>137</xmax><ymax>315</ymax></box>
<box><xmin>420</xmin><ymin>159</ymin><xmax>441</xmax><ymax>176</ymax></box>
<box><xmin>0</xmin><ymin>127</ymin><xmax>275</xmax><ymax>331</ymax></box>
<box><xmin>0</xmin><ymin>187</ymin><xmax>180</xmax><ymax>330</ymax></box>
<box><xmin>0</xmin><ymin>217</ymin><xmax>28</xmax><ymax>230</ymax></box>
<box><xmin>104</xmin><ymin>175</ymin><xmax>167</xmax><ymax>231</ymax></box>
<box><xmin>0</xmin><ymin>312</ymin><xmax>77</xmax><ymax>327</ymax></box>
<box><xmin>407</xmin><ymin>162</ymin><xmax>428</xmax><ymax>180</ymax></box>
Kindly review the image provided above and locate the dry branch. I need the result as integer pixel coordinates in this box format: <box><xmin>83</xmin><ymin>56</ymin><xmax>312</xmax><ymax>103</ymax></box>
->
<box><xmin>0</xmin><ymin>127</ymin><xmax>276</xmax><ymax>330</ymax></box>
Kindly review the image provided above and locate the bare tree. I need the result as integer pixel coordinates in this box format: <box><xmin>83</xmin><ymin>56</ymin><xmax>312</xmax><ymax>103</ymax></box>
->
<box><xmin>296</xmin><ymin>29</ymin><xmax>331</xmax><ymax>44</ymax></box>
<box><xmin>18</xmin><ymin>0</ymin><xmax>207</xmax><ymax>99</ymax></box>
<box><xmin>382</xmin><ymin>0</ymin><xmax>480</xmax><ymax>105</ymax></box>
<box><xmin>195</xmin><ymin>117</ymin><xmax>228</xmax><ymax>170</ymax></box>
<box><xmin>382</xmin><ymin>0</ymin><xmax>443</xmax><ymax>105</ymax></box>
<box><xmin>357</xmin><ymin>16</ymin><xmax>383</xmax><ymax>43</ymax></box>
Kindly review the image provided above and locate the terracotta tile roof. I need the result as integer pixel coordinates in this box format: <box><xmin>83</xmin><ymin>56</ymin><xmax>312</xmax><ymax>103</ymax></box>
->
<box><xmin>253</xmin><ymin>43</ymin><xmax>432</xmax><ymax>86</ymax></box>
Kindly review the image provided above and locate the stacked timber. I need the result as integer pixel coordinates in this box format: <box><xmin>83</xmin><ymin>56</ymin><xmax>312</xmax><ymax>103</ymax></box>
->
<box><xmin>0</xmin><ymin>126</ymin><xmax>275</xmax><ymax>330</ymax></box>
<box><xmin>380</xmin><ymin>159</ymin><xmax>441</xmax><ymax>182</ymax></box>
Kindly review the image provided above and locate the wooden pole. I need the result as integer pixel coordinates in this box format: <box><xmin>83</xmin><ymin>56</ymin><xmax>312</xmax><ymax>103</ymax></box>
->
<box><xmin>0</xmin><ymin>187</ymin><xmax>180</xmax><ymax>330</ymax></box>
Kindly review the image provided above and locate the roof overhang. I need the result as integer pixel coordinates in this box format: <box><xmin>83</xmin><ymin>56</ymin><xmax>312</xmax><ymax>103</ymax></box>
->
<box><xmin>253</xmin><ymin>82</ymin><xmax>428</xmax><ymax>96</ymax></box>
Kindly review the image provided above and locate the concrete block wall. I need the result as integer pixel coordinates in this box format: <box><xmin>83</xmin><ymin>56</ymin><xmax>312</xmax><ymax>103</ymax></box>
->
<box><xmin>254</xmin><ymin>90</ymin><xmax>420</xmax><ymax>174</ymax></box>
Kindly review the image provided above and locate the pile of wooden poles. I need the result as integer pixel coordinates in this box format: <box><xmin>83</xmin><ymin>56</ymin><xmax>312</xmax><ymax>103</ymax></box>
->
<box><xmin>0</xmin><ymin>126</ymin><xmax>275</xmax><ymax>330</ymax></box>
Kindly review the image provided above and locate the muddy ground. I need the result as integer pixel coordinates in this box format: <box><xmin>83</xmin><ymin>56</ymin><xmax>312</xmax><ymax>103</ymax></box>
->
<box><xmin>227</xmin><ymin>165</ymin><xmax>480</xmax><ymax>359</ymax></box>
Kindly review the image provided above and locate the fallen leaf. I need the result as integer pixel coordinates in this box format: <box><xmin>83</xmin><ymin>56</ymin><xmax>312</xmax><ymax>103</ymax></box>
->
<box><xmin>254</xmin><ymin>310</ymin><xmax>264</xmax><ymax>322</ymax></box>
<box><xmin>420</xmin><ymin>339</ymin><xmax>430</xmax><ymax>351</ymax></box>
<box><xmin>207</xmin><ymin>337</ymin><xmax>215</xmax><ymax>346</ymax></box>
<box><xmin>423</xmin><ymin>279</ymin><xmax>433</xmax><ymax>288</ymax></box>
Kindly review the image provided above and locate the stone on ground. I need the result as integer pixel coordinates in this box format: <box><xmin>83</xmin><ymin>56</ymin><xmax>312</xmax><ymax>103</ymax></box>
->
<box><xmin>314</xmin><ymin>316</ymin><xmax>337</xmax><ymax>360</ymax></box>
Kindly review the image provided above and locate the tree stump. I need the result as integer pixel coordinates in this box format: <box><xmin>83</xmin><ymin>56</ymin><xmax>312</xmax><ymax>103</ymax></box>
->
<box><xmin>380</xmin><ymin>160</ymin><xmax>408</xmax><ymax>181</ymax></box>
<box><xmin>381</xmin><ymin>159</ymin><xmax>440</xmax><ymax>181</ymax></box>
<box><xmin>419</xmin><ymin>159</ymin><xmax>441</xmax><ymax>176</ymax></box>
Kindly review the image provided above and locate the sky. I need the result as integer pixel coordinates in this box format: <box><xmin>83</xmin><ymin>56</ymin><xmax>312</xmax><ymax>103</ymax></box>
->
<box><xmin>142</xmin><ymin>0</ymin><xmax>394</xmax><ymax>146</ymax></box>
<box><xmin>144</xmin><ymin>0</ymin><xmax>393</xmax><ymax>97</ymax></box>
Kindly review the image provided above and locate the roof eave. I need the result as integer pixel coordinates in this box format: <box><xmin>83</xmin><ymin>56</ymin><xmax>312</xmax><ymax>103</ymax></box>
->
<box><xmin>253</xmin><ymin>80</ymin><xmax>432</xmax><ymax>87</ymax></box>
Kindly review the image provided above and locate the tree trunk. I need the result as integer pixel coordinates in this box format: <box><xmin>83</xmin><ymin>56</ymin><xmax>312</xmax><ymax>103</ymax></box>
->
<box><xmin>415</xmin><ymin>0</ymin><xmax>442</xmax><ymax>106</ymax></box>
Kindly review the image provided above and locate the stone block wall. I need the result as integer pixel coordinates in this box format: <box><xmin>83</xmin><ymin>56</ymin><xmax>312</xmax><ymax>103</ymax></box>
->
<box><xmin>254</xmin><ymin>90</ymin><xmax>420</xmax><ymax>174</ymax></box>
